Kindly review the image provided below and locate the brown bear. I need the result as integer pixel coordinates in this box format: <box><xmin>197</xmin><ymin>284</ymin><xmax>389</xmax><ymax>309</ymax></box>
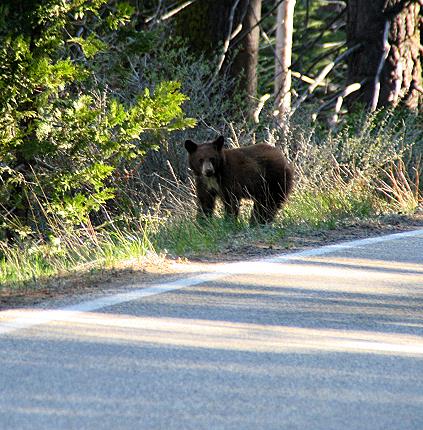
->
<box><xmin>185</xmin><ymin>135</ymin><xmax>293</xmax><ymax>224</ymax></box>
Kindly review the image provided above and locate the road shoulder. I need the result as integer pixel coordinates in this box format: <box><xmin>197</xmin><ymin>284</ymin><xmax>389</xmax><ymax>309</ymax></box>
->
<box><xmin>1</xmin><ymin>213</ymin><xmax>423</xmax><ymax>310</ymax></box>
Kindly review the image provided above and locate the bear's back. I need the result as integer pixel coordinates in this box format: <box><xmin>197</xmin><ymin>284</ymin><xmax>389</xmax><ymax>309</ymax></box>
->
<box><xmin>221</xmin><ymin>143</ymin><xmax>292</xmax><ymax>196</ymax></box>
<box><xmin>224</xmin><ymin>143</ymin><xmax>289</xmax><ymax>172</ymax></box>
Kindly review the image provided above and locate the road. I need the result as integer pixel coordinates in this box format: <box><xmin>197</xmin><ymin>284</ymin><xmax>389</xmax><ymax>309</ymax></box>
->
<box><xmin>0</xmin><ymin>229</ymin><xmax>423</xmax><ymax>430</ymax></box>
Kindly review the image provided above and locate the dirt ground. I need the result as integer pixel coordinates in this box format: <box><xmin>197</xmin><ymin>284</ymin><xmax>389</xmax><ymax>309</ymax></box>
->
<box><xmin>1</xmin><ymin>213</ymin><xmax>423</xmax><ymax>310</ymax></box>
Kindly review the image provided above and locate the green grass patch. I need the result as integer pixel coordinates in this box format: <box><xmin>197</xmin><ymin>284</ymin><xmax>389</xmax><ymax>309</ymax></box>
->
<box><xmin>153</xmin><ymin>215</ymin><xmax>248</xmax><ymax>256</ymax></box>
<box><xmin>0</xmin><ymin>171</ymin><xmax>419</xmax><ymax>291</ymax></box>
<box><xmin>152</xmin><ymin>180</ymin><xmax>385</xmax><ymax>257</ymax></box>
<box><xmin>0</xmin><ymin>222</ymin><xmax>155</xmax><ymax>290</ymax></box>
<box><xmin>281</xmin><ymin>182</ymin><xmax>377</xmax><ymax>229</ymax></box>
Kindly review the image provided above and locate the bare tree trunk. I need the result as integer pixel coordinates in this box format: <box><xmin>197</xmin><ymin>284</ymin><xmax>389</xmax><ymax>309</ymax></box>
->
<box><xmin>346</xmin><ymin>0</ymin><xmax>421</xmax><ymax>110</ymax></box>
<box><xmin>274</xmin><ymin>0</ymin><xmax>296</xmax><ymax>121</ymax></box>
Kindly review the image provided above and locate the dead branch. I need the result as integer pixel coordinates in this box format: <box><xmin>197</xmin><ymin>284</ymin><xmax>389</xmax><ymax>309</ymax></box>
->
<box><xmin>370</xmin><ymin>20</ymin><xmax>390</xmax><ymax>112</ymax></box>
<box><xmin>253</xmin><ymin>94</ymin><xmax>271</xmax><ymax>123</ymax></box>
<box><xmin>312</xmin><ymin>80</ymin><xmax>366</xmax><ymax>123</ymax></box>
<box><xmin>328</xmin><ymin>80</ymin><xmax>367</xmax><ymax>127</ymax></box>
<box><xmin>215</xmin><ymin>0</ymin><xmax>243</xmax><ymax>76</ymax></box>
<box><xmin>145</xmin><ymin>0</ymin><xmax>197</xmax><ymax>23</ymax></box>
<box><xmin>291</xmin><ymin>71</ymin><xmax>325</xmax><ymax>86</ymax></box>
<box><xmin>291</xmin><ymin>43</ymin><xmax>362</xmax><ymax>116</ymax></box>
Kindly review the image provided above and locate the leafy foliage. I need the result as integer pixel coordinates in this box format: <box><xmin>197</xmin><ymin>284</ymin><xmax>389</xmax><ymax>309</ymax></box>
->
<box><xmin>0</xmin><ymin>0</ymin><xmax>195</xmax><ymax>238</ymax></box>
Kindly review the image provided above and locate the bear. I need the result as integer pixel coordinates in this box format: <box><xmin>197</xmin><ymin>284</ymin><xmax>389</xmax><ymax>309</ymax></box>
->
<box><xmin>184</xmin><ymin>135</ymin><xmax>294</xmax><ymax>224</ymax></box>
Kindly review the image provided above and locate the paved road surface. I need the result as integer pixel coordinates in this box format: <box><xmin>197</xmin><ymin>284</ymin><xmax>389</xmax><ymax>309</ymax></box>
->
<box><xmin>1</xmin><ymin>230</ymin><xmax>423</xmax><ymax>429</ymax></box>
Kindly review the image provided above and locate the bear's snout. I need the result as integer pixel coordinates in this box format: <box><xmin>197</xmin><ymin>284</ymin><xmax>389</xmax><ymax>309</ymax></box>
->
<box><xmin>201</xmin><ymin>161</ymin><xmax>215</xmax><ymax>177</ymax></box>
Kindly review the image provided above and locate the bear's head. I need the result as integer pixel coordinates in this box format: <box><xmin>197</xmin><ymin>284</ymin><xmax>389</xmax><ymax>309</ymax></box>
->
<box><xmin>184</xmin><ymin>136</ymin><xmax>224</xmax><ymax>178</ymax></box>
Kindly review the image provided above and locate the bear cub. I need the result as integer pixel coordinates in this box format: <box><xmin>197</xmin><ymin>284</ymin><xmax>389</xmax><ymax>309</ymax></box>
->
<box><xmin>185</xmin><ymin>135</ymin><xmax>293</xmax><ymax>224</ymax></box>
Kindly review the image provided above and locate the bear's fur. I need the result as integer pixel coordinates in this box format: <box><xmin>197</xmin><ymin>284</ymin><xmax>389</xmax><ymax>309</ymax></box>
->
<box><xmin>185</xmin><ymin>135</ymin><xmax>294</xmax><ymax>224</ymax></box>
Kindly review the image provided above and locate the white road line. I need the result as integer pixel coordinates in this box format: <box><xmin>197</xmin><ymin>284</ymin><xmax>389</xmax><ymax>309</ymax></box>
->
<box><xmin>1</xmin><ymin>228</ymin><xmax>423</xmax><ymax>336</ymax></box>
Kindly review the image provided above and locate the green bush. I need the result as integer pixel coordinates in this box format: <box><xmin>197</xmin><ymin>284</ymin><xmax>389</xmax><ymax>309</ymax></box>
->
<box><xmin>0</xmin><ymin>1</ymin><xmax>195</xmax><ymax>239</ymax></box>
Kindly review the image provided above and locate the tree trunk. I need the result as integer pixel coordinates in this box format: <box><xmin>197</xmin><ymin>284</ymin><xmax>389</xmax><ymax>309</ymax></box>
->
<box><xmin>230</xmin><ymin>0</ymin><xmax>262</xmax><ymax>107</ymax></box>
<box><xmin>346</xmin><ymin>0</ymin><xmax>421</xmax><ymax>110</ymax></box>
<box><xmin>174</xmin><ymin>0</ymin><xmax>262</xmax><ymax>114</ymax></box>
<box><xmin>174</xmin><ymin>1</ymin><xmax>233</xmax><ymax>55</ymax></box>
<box><xmin>274</xmin><ymin>0</ymin><xmax>296</xmax><ymax>120</ymax></box>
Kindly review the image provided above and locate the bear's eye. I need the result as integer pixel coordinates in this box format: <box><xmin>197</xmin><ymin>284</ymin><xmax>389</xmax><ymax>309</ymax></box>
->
<box><xmin>199</xmin><ymin>158</ymin><xmax>204</xmax><ymax>163</ymax></box>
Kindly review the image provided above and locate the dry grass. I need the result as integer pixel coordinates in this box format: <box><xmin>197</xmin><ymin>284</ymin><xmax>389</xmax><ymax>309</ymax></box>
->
<box><xmin>1</xmin><ymin>110</ymin><xmax>422</xmax><ymax>290</ymax></box>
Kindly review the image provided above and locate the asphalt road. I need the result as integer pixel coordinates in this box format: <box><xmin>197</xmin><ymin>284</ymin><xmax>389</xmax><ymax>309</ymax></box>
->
<box><xmin>1</xmin><ymin>229</ymin><xmax>423</xmax><ymax>430</ymax></box>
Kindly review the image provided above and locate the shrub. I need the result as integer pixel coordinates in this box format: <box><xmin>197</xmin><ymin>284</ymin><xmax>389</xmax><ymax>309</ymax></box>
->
<box><xmin>0</xmin><ymin>1</ymin><xmax>195</xmax><ymax>240</ymax></box>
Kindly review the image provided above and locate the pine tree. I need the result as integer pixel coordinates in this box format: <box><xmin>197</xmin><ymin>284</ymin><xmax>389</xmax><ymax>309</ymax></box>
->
<box><xmin>346</xmin><ymin>0</ymin><xmax>421</xmax><ymax>110</ymax></box>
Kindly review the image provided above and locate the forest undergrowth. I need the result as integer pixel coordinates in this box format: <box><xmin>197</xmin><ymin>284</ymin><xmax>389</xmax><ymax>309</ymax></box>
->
<box><xmin>1</xmin><ymin>2</ymin><xmax>422</xmax><ymax>292</ymax></box>
<box><xmin>1</xmin><ymin>111</ymin><xmax>422</xmax><ymax>291</ymax></box>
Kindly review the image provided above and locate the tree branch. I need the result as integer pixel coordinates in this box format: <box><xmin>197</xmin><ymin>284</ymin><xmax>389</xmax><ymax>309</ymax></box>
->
<box><xmin>313</xmin><ymin>79</ymin><xmax>368</xmax><ymax>127</ymax></box>
<box><xmin>291</xmin><ymin>71</ymin><xmax>325</xmax><ymax>86</ymax></box>
<box><xmin>214</xmin><ymin>0</ymin><xmax>243</xmax><ymax>76</ymax></box>
<box><xmin>312</xmin><ymin>80</ymin><xmax>366</xmax><ymax>119</ymax></box>
<box><xmin>145</xmin><ymin>0</ymin><xmax>198</xmax><ymax>23</ymax></box>
<box><xmin>291</xmin><ymin>43</ymin><xmax>362</xmax><ymax>115</ymax></box>
<box><xmin>253</xmin><ymin>93</ymin><xmax>271</xmax><ymax>123</ymax></box>
<box><xmin>370</xmin><ymin>20</ymin><xmax>390</xmax><ymax>112</ymax></box>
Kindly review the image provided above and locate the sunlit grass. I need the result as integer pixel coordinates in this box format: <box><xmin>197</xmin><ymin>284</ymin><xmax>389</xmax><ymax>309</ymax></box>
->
<box><xmin>152</xmin><ymin>176</ymin><xmax>384</xmax><ymax>257</ymax></box>
<box><xmin>2</xmin><ymin>110</ymin><xmax>422</xmax><ymax>291</ymax></box>
<box><xmin>153</xmin><ymin>214</ymin><xmax>248</xmax><ymax>255</ymax></box>
<box><xmin>0</xmin><ymin>220</ymin><xmax>155</xmax><ymax>290</ymax></box>
<box><xmin>1</xmin><ymin>169</ymin><xmax>420</xmax><ymax>292</ymax></box>
<box><xmin>281</xmin><ymin>178</ymin><xmax>378</xmax><ymax>229</ymax></box>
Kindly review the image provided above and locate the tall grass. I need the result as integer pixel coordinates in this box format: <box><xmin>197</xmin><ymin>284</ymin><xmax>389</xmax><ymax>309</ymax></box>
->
<box><xmin>140</xmin><ymin>109</ymin><xmax>423</xmax><ymax>257</ymax></box>
<box><xmin>1</xmin><ymin>111</ymin><xmax>422</xmax><ymax>291</ymax></box>
<box><xmin>0</xmin><ymin>215</ymin><xmax>156</xmax><ymax>290</ymax></box>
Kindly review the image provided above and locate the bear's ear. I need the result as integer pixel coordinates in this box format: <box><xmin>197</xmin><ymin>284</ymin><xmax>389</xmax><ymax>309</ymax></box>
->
<box><xmin>213</xmin><ymin>135</ymin><xmax>224</xmax><ymax>151</ymax></box>
<box><xmin>185</xmin><ymin>140</ymin><xmax>198</xmax><ymax>154</ymax></box>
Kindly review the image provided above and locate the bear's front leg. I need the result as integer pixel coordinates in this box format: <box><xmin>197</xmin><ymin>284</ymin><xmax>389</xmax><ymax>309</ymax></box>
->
<box><xmin>196</xmin><ymin>181</ymin><xmax>216</xmax><ymax>218</ymax></box>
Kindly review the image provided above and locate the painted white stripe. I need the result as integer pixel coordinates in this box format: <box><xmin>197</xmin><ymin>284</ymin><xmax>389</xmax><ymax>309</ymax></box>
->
<box><xmin>0</xmin><ymin>228</ymin><xmax>422</xmax><ymax>336</ymax></box>
<box><xmin>341</xmin><ymin>341</ymin><xmax>423</xmax><ymax>355</ymax></box>
<box><xmin>267</xmin><ymin>227</ymin><xmax>423</xmax><ymax>263</ymax></box>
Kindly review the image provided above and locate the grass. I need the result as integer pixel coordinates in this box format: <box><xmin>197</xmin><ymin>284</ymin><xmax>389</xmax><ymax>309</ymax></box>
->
<box><xmin>0</xmin><ymin>220</ymin><xmax>155</xmax><ymax>290</ymax></box>
<box><xmin>0</xmin><ymin>178</ymin><xmax>419</xmax><ymax>291</ymax></box>
<box><xmin>1</xmin><ymin>111</ymin><xmax>422</xmax><ymax>292</ymax></box>
<box><xmin>153</xmin><ymin>215</ymin><xmax>249</xmax><ymax>255</ymax></box>
<box><xmin>152</xmin><ymin>173</ymin><xmax>391</xmax><ymax>258</ymax></box>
